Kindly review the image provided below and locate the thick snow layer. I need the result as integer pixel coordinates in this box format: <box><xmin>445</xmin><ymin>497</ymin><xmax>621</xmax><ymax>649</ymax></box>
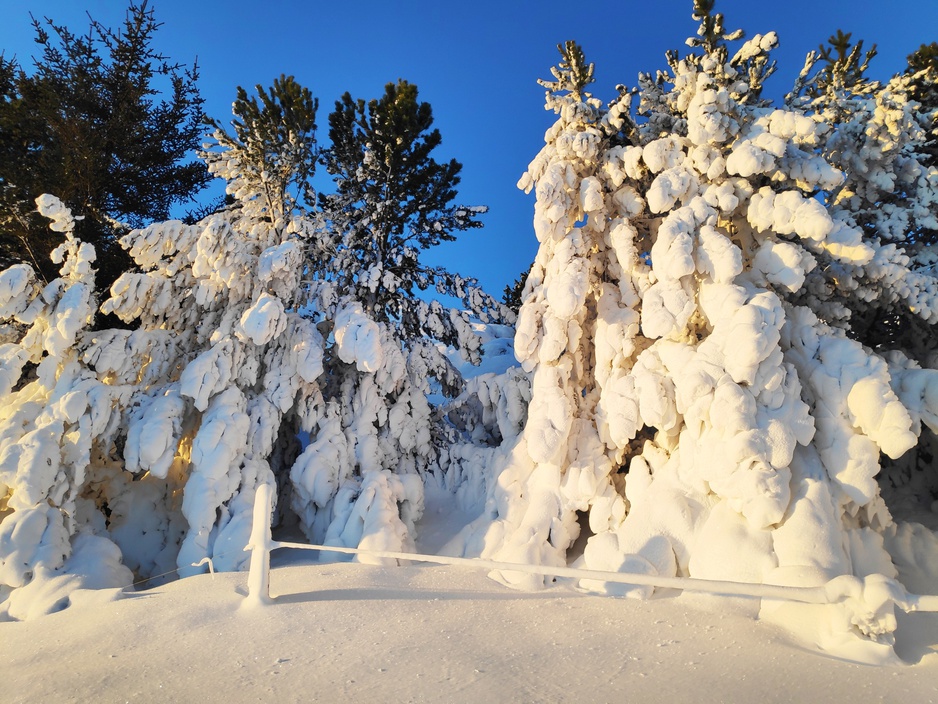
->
<box><xmin>0</xmin><ymin>265</ymin><xmax>36</xmax><ymax>321</ymax></box>
<box><xmin>4</xmin><ymin>10</ymin><xmax>938</xmax><ymax>685</ymax></box>
<box><xmin>35</xmin><ymin>194</ymin><xmax>79</xmax><ymax>234</ymax></box>
<box><xmin>444</xmin><ymin>323</ymin><xmax>517</xmax><ymax>379</ymax></box>
<box><xmin>1</xmin><ymin>489</ymin><xmax>936</xmax><ymax>703</ymax></box>
<box><xmin>238</xmin><ymin>292</ymin><xmax>287</xmax><ymax>346</ymax></box>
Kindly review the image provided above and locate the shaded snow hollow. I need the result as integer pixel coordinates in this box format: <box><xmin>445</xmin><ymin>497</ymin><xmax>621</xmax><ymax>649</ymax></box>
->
<box><xmin>1</xmin><ymin>486</ymin><xmax>937</xmax><ymax>704</ymax></box>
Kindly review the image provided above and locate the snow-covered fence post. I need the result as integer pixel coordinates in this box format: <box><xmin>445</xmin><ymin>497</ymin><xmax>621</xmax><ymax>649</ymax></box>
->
<box><xmin>244</xmin><ymin>483</ymin><xmax>275</xmax><ymax>606</ymax></box>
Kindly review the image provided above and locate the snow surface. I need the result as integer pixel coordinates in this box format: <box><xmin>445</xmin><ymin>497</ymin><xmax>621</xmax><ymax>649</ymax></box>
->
<box><xmin>1</xmin><ymin>486</ymin><xmax>936</xmax><ymax>704</ymax></box>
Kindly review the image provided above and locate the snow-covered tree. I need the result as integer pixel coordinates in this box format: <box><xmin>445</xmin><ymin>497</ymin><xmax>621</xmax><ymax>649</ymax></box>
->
<box><xmin>787</xmin><ymin>31</ymin><xmax>938</xmax><ymax>359</ymax></box>
<box><xmin>786</xmin><ymin>31</ymin><xmax>938</xmax><ymax>535</ymax></box>
<box><xmin>205</xmin><ymin>75</ymin><xmax>319</xmax><ymax>225</ymax></box>
<box><xmin>288</xmin><ymin>81</ymin><xmax>514</xmax><ymax>557</ymax></box>
<box><xmin>0</xmin><ymin>77</ymin><xmax>326</xmax><ymax>618</ymax></box>
<box><xmin>0</xmin><ymin>195</ymin><xmax>136</xmax><ymax>620</ymax></box>
<box><xmin>463</xmin><ymin>2</ymin><xmax>938</xmax><ymax>661</ymax></box>
<box><xmin>0</xmin><ymin>72</ymin><xmax>514</xmax><ymax>614</ymax></box>
<box><xmin>0</xmin><ymin>2</ymin><xmax>210</xmax><ymax>297</ymax></box>
<box><xmin>905</xmin><ymin>42</ymin><xmax>938</xmax><ymax>173</ymax></box>
<box><xmin>319</xmin><ymin>80</ymin><xmax>504</xmax><ymax>345</ymax></box>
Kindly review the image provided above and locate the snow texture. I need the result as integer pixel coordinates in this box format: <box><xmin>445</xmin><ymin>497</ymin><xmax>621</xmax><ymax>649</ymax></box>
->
<box><xmin>1</xmin><ymin>9</ymin><xmax>937</xmax><ymax>670</ymax></box>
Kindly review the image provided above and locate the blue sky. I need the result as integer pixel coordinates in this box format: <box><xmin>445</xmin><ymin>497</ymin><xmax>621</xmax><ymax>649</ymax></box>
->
<box><xmin>2</xmin><ymin>0</ymin><xmax>936</xmax><ymax>297</ymax></box>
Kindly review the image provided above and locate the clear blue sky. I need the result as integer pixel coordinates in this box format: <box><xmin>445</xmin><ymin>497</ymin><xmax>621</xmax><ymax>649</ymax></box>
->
<box><xmin>2</xmin><ymin>0</ymin><xmax>936</xmax><ymax>297</ymax></box>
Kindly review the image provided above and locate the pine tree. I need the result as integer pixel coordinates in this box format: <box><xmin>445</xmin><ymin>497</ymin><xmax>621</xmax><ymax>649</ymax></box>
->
<box><xmin>0</xmin><ymin>2</ymin><xmax>209</xmax><ymax>295</ymax></box>
<box><xmin>285</xmin><ymin>81</ymin><xmax>513</xmax><ymax>555</ymax></box>
<box><xmin>204</xmin><ymin>75</ymin><xmax>318</xmax><ymax>226</ymax></box>
<box><xmin>502</xmin><ymin>264</ymin><xmax>532</xmax><ymax>314</ymax></box>
<box><xmin>467</xmin><ymin>5</ymin><xmax>938</xmax><ymax>662</ymax></box>
<box><xmin>811</xmin><ymin>30</ymin><xmax>879</xmax><ymax>97</ymax></box>
<box><xmin>788</xmin><ymin>32</ymin><xmax>938</xmax><ymax>361</ymax></box>
<box><xmin>319</xmin><ymin>80</ymin><xmax>504</xmax><ymax>343</ymax></box>
<box><xmin>0</xmin><ymin>78</ymin><xmax>325</xmax><ymax>612</ymax></box>
<box><xmin>0</xmin><ymin>72</ymin><xmax>516</xmax><ymax>613</ymax></box>
<box><xmin>905</xmin><ymin>43</ymin><xmax>938</xmax><ymax>171</ymax></box>
<box><xmin>788</xmin><ymin>36</ymin><xmax>938</xmax><ymax>533</ymax></box>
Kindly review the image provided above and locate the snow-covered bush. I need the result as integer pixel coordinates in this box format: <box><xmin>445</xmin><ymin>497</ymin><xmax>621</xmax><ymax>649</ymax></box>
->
<box><xmin>460</xmin><ymin>2</ymin><xmax>938</xmax><ymax>662</ymax></box>
<box><xmin>0</xmin><ymin>194</ymin><xmax>136</xmax><ymax>618</ymax></box>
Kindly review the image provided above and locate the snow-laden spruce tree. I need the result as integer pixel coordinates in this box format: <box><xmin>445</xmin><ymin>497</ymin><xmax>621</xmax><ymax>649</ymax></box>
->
<box><xmin>0</xmin><ymin>195</ymin><xmax>137</xmax><ymax>620</ymax></box>
<box><xmin>288</xmin><ymin>80</ymin><xmax>515</xmax><ymax>557</ymax></box>
<box><xmin>0</xmin><ymin>77</ymin><xmax>327</xmax><ymax>620</ymax></box>
<box><xmin>0</xmin><ymin>72</ymin><xmax>514</xmax><ymax>615</ymax></box>
<box><xmin>464</xmin><ymin>2</ymin><xmax>938</xmax><ymax>660</ymax></box>
<box><xmin>785</xmin><ymin>36</ymin><xmax>938</xmax><ymax>530</ymax></box>
<box><xmin>787</xmin><ymin>31</ymin><xmax>938</xmax><ymax>359</ymax></box>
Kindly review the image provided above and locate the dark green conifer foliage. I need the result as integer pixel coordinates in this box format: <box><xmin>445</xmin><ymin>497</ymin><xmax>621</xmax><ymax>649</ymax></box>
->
<box><xmin>905</xmin><ymin>42</ymin><xmax>938</xmax><ymax>170</ymax></box>
<box><xmin>321</xmin><ymin>80</ymin><xmax>498</xmax><ymax>344</ymax></box>
<box><xmin>540</xmin><ymin>41</ymin><xmax>595</xmax><ymax>99</ymax></box>
<box><xmin>205</xmin><ymin>75</ymin><xmax>318</xmax><ymax>223</ymax></box>
<box><xmin>788</xmin><ymin>31</ymin><xmax>938</xmax><ymax>359</ymax></box>
<box><xmin>907</xmin><ymin>42</ymin><xmax>938</xmax><ymax>75</ymax></box>
<box><xmin>502</xmin><ymin>264</ymin><xmax>532</xmax><ymax>315</ymax></box>
<box><xmin>0</xmin><ymin>2</ymin><xmax>209</xmax><ymax>293</ymax></box>
<box><xmin>812</xmin><ymin>30</ymin><xmax>879</xmax><ymax>96</ymax></box>
<box><xmin>690</xmin><ymin>0</ymin><xmax>740</xmax><ymax>55</ymax></box>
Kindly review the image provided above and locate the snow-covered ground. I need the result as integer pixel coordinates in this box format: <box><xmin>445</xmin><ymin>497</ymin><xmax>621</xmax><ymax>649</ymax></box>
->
<box><xmin>2</xmin><ymin>486</ymin><xmax>936</xmax><ymax>704</ymax></box>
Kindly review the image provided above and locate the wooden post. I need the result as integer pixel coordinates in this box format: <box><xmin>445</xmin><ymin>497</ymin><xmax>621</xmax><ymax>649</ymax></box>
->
<box><xmin>244</xmin><ymin>482</ymin><xmax>274</xmax><ymax>606</ymax></box>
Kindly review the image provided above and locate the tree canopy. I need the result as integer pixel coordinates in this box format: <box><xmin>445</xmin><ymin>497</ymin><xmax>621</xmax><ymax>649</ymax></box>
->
<box><xmin>320</xmin><ymin>80</ymin><xmax>501</xmax><ymax>348</ymax></box>
<box><xmin>0</xmin><ymin>2</ymin><xmax>209</xmax><ymax>293</ymax></box>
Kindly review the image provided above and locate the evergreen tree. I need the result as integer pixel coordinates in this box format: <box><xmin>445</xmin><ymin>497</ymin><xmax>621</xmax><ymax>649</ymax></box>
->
<box><xmin>320</xmin><ymin>80</ymin><xmax>504</xmax><ymax>346</ymax></box>
<box><xmin>0</xmin><ymin>2</ymin><xmax>209</xmax><ymax>294</ymax></box>
<box><xmin>0</xmin><ymin>73</ymin><xmax>513</xmax><ymax>610</ymax></box>
<box><xmin>811</xmin><ymin>30</ymin><xmax>879</xmax><ymax>97</ymax></box>
<box><xmin>905</xmin><ymin>43</ymin><xmax>938</xmax><ymax>171</ymax></box>
<box><xmin>0</xmin><ymin>77</ymin><xmax>326</xmax><ymax>606</ymax></box>
<box><xmin>467</xmin><ymin>5</ymin><xmax>938</xmax><ymax>663</ymax></box>
<box><xmin>204</xmin><ymin>75</ymin><xmax>318</xmax><ymax>227</ymax></box>
<box><xmin>286</xmin><ymin>81</ymin><xmax>513</xmax><ymax>552</ymax></box>
<box><xmin>502</xmin><ymin>264</ymin><xmax>532</xmax><ymax>314</ymax></box>
<box><xmin>788</xmin><ymin>36</ymin><xmax>938</xmax><ymax>527</ymax></box>
<box><xmin>788</xmin><ymin>32</ymin><xmax>938</xmax><ymax>361</ymax></box>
